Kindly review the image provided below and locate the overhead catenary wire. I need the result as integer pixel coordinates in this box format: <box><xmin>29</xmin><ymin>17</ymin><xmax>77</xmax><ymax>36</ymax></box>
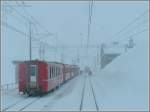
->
<box><xmin>105</xmin><ymin>9</ymin><xmax>148</xmax><ymax>44</ymax></box>
<box><xmin>2</xmin><ymin>2</ymin><xmax>57</xmax><ymax>60</ymax></box>
<box><xmin>2</xmin><ymin>21</ymin><xmax>55</xmax><ymax>50</ymax></box>
<box><xmin>20</xmin><ymin>5</ymin><xmax>55</xmax><ymax>38</ymax></box>
<box><xmin>119</xmin><ymin>28</ymin><xmax>148</xmax><ymax>42</ymax></box>
<box><xmin>4</xmin><ymin>2</ymin><xmax>55</xmax><ymax>37</ymax></box>
<box><xmin>3</xmin><ymin>2</ymin><xmax>33</xmax><ymax>23</ymax></box>
<box><xmin>3</xmin><ymin>2</ymin><xmax>55</xmax><ymax>41</ymax></box>
<box><xmin>113</xmin><ymin>19</ymin><xmax>148</xmax><ymax>41</ymax></box>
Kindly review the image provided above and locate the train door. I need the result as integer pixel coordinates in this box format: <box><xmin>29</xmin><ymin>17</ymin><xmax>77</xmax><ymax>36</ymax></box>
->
<box><xmin>28</xmin><ymin>64</ymin><xmax>38</xmax><ymax>88</ymax></box>
<box><xmin>18</xmin><ymin>63</ymin><xmax>27</xmax><ymax>92</ymax></box>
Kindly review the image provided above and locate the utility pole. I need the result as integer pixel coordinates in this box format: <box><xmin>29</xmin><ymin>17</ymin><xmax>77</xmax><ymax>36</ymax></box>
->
<box><xmin>29</xmin><ymin>22</ymin><xmax>32</xmax><ymax>60</ymax></box>
<box><xmin>39</xmin><ymin>43</ymin><xmax>42</xmax><ymax>60</ymax></box>
<box><xmin>61</xmin><ymin>46</ymin><xmax>64</xmax><ymax>63</ymax></box>
<box><xmin>77</xmin><ymin>48</ymin><xmax>80</xmax><ymax>64</ymax></box>
<box><xmin>55</xmin><ymin>33</ymin><xmax>58</xmax><ymax>61</ymax></box>
<box><xmin>42</xmin><ymin>45</ymin><xmax>45</xmax><ymax>61</ymax></box>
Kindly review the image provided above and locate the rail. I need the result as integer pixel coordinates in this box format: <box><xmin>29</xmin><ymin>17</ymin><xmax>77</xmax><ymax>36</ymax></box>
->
<box><xmin>79</xmin><ymin>75</ymin><xmax>87</xmax><ymax>111</ymax></box>
<box><xmin>79</xmin><ymin>75</ymin><xmax>99</xmax><ymax>111</ymax></box>
<box><xmin>89</xmin><ymin>77</ymin><xmax>99</xmax><ymax>111</ymax></box>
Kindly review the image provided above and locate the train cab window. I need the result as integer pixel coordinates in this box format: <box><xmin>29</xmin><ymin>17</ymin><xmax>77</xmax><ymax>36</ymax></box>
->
<box><xmin>29</xmin><ymin>65</ymin><xmax>37</xmax><ymax>82</ymax></box>
<box><xmin>29</xmin><ymin>65</ymin><xmax>37</xmax><ymax>76</ymax></box>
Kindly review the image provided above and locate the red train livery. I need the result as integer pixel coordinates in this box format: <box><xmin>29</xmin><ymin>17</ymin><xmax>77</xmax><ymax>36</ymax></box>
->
<box><xmin>13</xmin><ymin>60</ymin><xmax>80</xmax><ymax>96</ymax></box>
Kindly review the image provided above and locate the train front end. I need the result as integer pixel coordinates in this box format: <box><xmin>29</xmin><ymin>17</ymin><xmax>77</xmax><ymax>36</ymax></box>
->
<box><xmin>25</xmin><ymin>62</ymin><xmax>39</xmax><ymax>96</ymax></box>
<box><xmin>13</xmin><ymin>60</ymin><xmax>47</xmax><ymax>96</ymax></box>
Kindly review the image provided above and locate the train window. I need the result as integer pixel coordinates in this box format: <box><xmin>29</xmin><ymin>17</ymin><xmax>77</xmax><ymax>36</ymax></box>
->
<box><xmin>56</xmin><ymin>67</ymin><xmax>57</xmax><ymax>77</ymax></box>
<box><xmin>58</xmin><ymin>67</ymin><xmax>59</xmax><ymax>75</ymax></box>
<box><xmin>53</xmin><ymin>66</ymin><xmax>55</xmax><ymax>78</ymax></box>
<box><xmin>29</xmin><ymin>65</ymin><xmax>37</xmax><ymax>76</ymax></box>
<box><xmin>55</xmin><ymin>66</ymin><xmax>56</xmax><ymax>77</ymax></box>
<box><xmin>29</xmin><ymin>65</ymin><xmax>37</xmax><ymax>83</ymax></box>
<box><xmin>52</xmin><ymin>67</ymin><xmax>54</xmax><ymax>78</ymax></box>
<box><xmin>59</xmin><ymin>68</ymin><xmax>60</xmax><ymax>75</ymax></box>
<box><xmin>53</xmin><ymin>67</ymin><xmax>55</xmax><ymax>77</ymax></box>
<box><xmin>55</xmin><ymin>67</ymin><xmax>57</xmax><ymax>76</ymax></box>
<box><xmin>55</xmin><ymin>67</ymin><xmax>56</xmax><ymax>77</ymax></box>
<box><xmin>57</xmin><ymin>68</ymin><xmax>59</xmax><ymax>75</ymax></box>
<box><xmin>54</xmin><ymin>66</ymin><xmax>55</xmax><ymax>77</ymax></box>
<box><xmin>53</xmin><ymin>66</ymin><xmax>55</xmax><ymax>77</ymax></box>
<box><xmin>51</xmin><ymin>67</ymin><xmax>53</xmax><ymax>78</ymax></box>
<box><xmin>51</xmin><ymin>67</ymin><xmax>52</xmax><ymax>78</ymax></box>
<box><xmin>50</xmin><ymin>66</ymin><xmax>52</xmax><ymax>78</ymax></box>
<box><xmin>49</xmin><ymin>66</ymin><xmax>51</xmax><ymax>78</ymax></box>
<box><xmin>56</xmin><ymin>67</ymin><xmax>57</xmax><ymax>76</ymax></box>
<box><xmin>56</xmin><ymin>67</ymin><xmax>58</xmax><ymax>76</ymax></box>
<box><xmin>55</xmin><ymin>66</ymin><xmax>57</xmax><ymax>77</ymax></box>
<box><xmin>50</xmin><ymin>67</ymin><xmax>52</xmax><ymax>78</ymax></box>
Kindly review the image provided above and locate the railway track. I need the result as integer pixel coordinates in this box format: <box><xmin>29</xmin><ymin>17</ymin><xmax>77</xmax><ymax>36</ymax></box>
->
<box><xmin>3</xmin><ymin>97</ymin><xmax>29</xmax><ymax>111</ymax></box>
<box><xmin>19</xmin><ymin>97</ymin><xmax>41</xmax><ymax>111</ymax></box>
<box><xmin>3</xmin><ymin>76</ymin><xmax>80</xmax><ymax>111</ymax></box>
<box><xmin>79</xmin><ymin>75</ymin><xmax>87</xmax><ymax>111</ymax></box>
<box><xmin>79</xmin><ymin>75</ymin><xmax>99</xmax><ymax>111</ymax></box>
<box><xmin>89</xmin><ymin>77</ymin><xmax>99</xmax><ymax>111</ymax></box>
<box><xmin>3</xmin><ymin>97</ymin><xmax>41</xmax><ymax>111</ymax></box>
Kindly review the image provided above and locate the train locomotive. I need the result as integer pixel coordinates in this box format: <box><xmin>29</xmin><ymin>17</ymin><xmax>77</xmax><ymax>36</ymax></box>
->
<box><xmin>13</xmin><ymin>60</ymin><xmax>80</xmax><ymax>96</ymax></box>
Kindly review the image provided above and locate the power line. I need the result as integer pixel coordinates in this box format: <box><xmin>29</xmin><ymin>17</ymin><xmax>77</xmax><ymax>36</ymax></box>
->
<box><xmin>2</xmin><ymin>21</ymin><xmax>55</xmax><ymax>50</ymax></box>
<box><xmin>4</xmin><ymin>3</ymin><xmax>33</xmax><ymax>23</ymax></box>
<box><xmin>105</xmin><ymin>10</ymin><xmax>148</xmax><ymax>44</ymax></box>
<box><xmin>2</xmin><ymin>21</ymin><xmax>29</xmax><ymax>37</ymax></box>
<box><xmin>20</xmin><ymin>6</ymin><xmax>55</xmax><ymax>38</ymax></box>
<box><xmin>112</xmin><ymin>19</ymin><xmax>148</xmax><ymax>43</ymax></box>
<box><xmin>2</xmin><ymin>2</ymin><xmax>57</xmax><ymax>60</ymax></box>
<box><xmin>2</xmin><ymin>6</ymin><xmax>28</xmax><ymax>26</ymax></box>
<box><xmin>119</xmin><ymin>28</ymin><xmax>148</xmax><ymax>42</ymax></box>
<box><xmin>3</xmin><ymin>2</ymin><xmax>55</xmax><ymax>39</ymax></box>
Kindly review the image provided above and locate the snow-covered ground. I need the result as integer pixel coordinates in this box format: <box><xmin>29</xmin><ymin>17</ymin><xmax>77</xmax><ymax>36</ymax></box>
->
<box><xmin>1</xmin><ymin>35</ymin><xmax>149</xmax><ymax>111</ymax></box>
<box><xmin>92</xmin><ymin>35</ymin><xmax>149</xmax><ymax>111</ymax></box>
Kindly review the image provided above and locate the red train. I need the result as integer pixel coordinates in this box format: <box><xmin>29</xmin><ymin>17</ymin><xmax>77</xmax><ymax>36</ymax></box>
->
<box><xmin>13</xmin><ymin>60</ymin><xmax>80</xmax><ymax>96</ymax></box>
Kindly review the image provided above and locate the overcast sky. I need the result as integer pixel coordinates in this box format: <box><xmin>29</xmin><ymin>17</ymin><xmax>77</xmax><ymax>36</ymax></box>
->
<box><xmin>1</xmin><ymin>1</ymin><xmax>149</xmax><ymax>84</ymax></box>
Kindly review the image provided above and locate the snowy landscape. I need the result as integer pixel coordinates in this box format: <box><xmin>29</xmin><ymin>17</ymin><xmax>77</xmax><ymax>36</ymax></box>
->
<box><xmin>1</xmin><ymin>1</ymin><xmax>149</xmax><ymax>111</ymax></box>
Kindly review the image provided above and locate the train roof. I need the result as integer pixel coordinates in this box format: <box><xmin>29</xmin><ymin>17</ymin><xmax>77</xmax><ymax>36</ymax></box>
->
<box><xmin>13</xmin><ymin>60</ymin><xmax>79</xmax><ymax>67</ymax></box>
<box><xmin>13</xmin><ymin>60</ymin><xmax>45</xmax><ymax>64</ymax></box>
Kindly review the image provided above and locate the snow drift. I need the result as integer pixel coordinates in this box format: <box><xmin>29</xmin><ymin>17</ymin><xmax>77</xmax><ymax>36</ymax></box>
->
<box><xmin>93</xmin><ymin>34</ymin><xmax>149</xmax><ymax>111</ymax></box>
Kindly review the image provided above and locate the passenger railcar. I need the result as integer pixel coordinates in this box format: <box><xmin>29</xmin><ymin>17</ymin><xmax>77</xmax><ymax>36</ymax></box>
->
<box><xmin>13</xmin><ymin>60</ymin><xmax>79</xmax><ymax>96</ymax></box>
